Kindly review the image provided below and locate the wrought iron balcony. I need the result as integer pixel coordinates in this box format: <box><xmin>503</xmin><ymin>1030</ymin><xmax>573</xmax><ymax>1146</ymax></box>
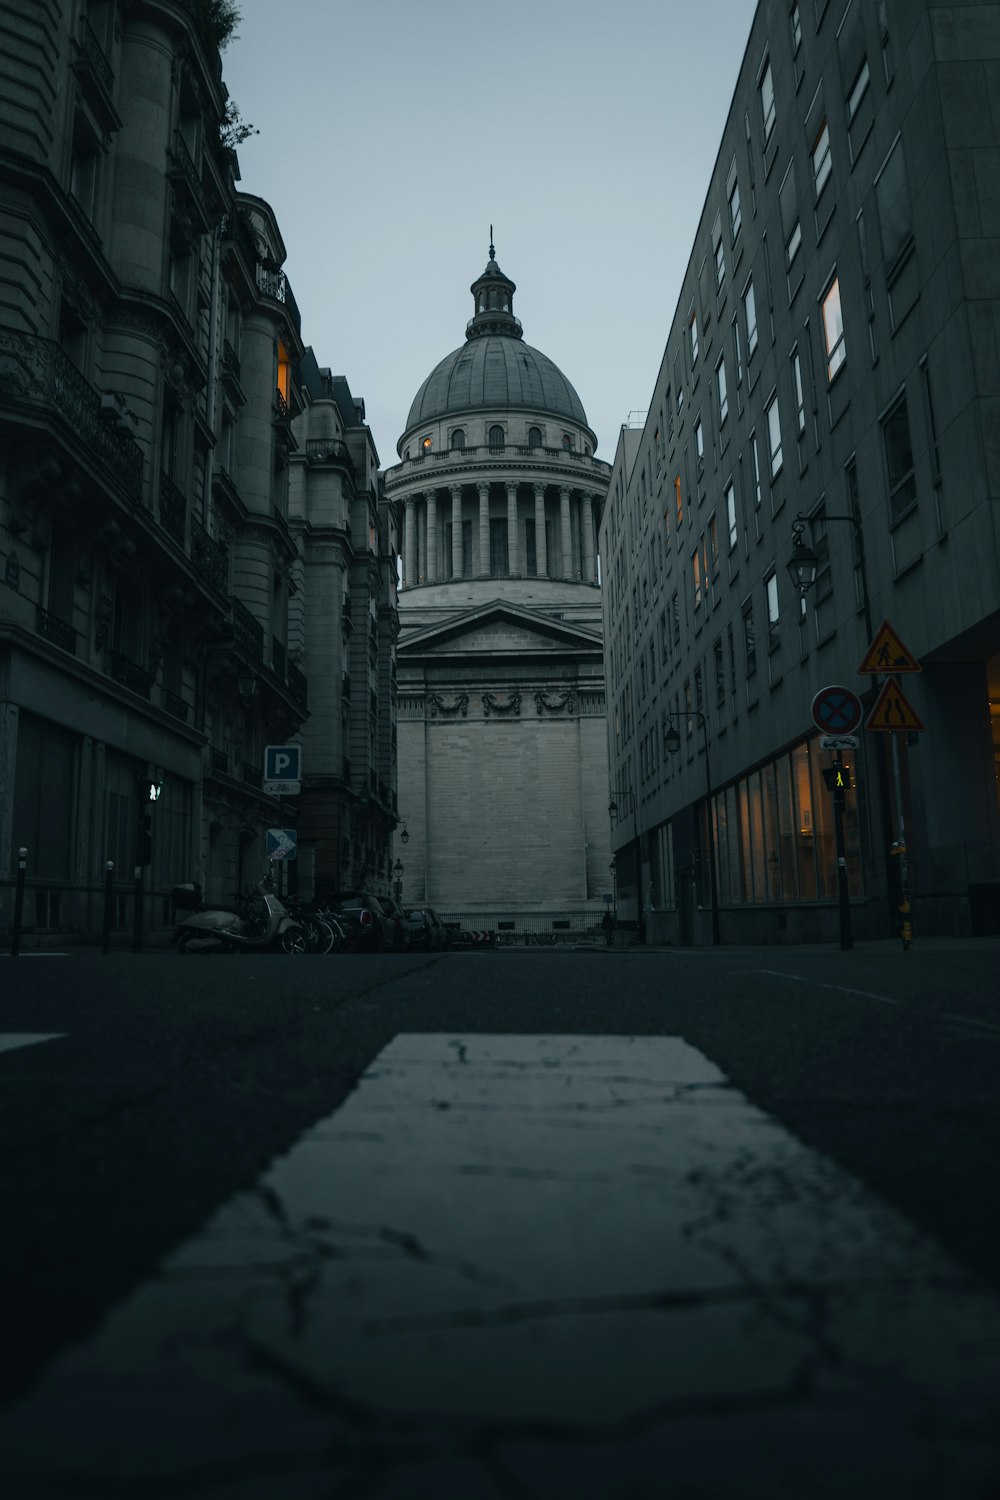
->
<box><xmin>190</xmin><ymin>518</ymin><xmax>228</xmax><ymax>593</ymax></box>
<box><xmin>36</xmin><ymin>607</ymin><xmax>77</xmax><ymax>655</ymax></box>
<box><xmin>73</xmin><ymin>17</ymin><xmax>118</xmax><ymax>131</ymax></box>
<box><xmin>305</xmin><ymin>438</ymin><xmax>353</xmax><ymax>470</ymax></box>
<box><xmin>271</xmin><ymin>636</ymin><xmax>286</xmax><ymax>680</ymax></box>
<box><xmin>273</xmin><ymin>387</ymin><xmax>289</xmax><ymax>421</ymax></box>
<box><xmin>230</xmin><ymin>595</ymin><xmax>263</xmax><ymax>658</ymax></box>
<box><xmin>163</xmin><ymin>689</ymin><xmax>189</xmax><ymax>722</ymax></box>
<box><xmin>0</xmin><ymin>332</ymin><xmax>143</xmax><ymax>502</ymax></box>
<box><xmin>108</xmin><ymin>649</ymin><xmax>154</xmax><ymax>699</ymax></box>
<box><xmin>167</xmin><ymin>129</ymin><xmax>209</xmax><ymax>232</ymax></box>
<box><xmin>159</xmin><ymin>470</ymin><xmax>187</xmax><ymax>545</ymax></box>
<box><xmin>211</xmin><ymin>746</ymin><xmax>228</xmax><ymax>774</ymax></box>
<box><xmin>242</xmin><ymin>761</ymin><xmax>263</xmax><ymax>789</ymax></box>
<box><xmin>255</xmin><ymin>266</ymin><xmax>302</xmax><ymax>335</ymax></box>
<box><xmin>287</xmin><ymin>661</ymin><xmax>307</xmax><ymax>708</ymax></box>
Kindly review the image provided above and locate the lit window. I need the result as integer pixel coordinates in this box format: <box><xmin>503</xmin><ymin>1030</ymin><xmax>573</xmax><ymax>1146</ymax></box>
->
<box><xmin>421</xmin><ymin>435</ymin><xmax>432</xmax><ymax>452</ymax></box>
<box><xmin>717</xmin><ymin>357</ymin><xmax>728</xmax><ymax>424</ymax></box>
<box><xmin>744</xmin><ymin>279</ymin><xmax>758</xmax><ymax>357</ymax></box>
<box><xmin>822</xmin><ymin>275</ymin><xmax>846</xmax><ymax>382</ymax></box>
<box><xmin>813</xmin><ymin>119</ymin><xmax>832</xmax><ymax>197</ymax></box>
<box><xmin>692</xmin><ymin>547</ymin><xmax>702</xmax><ymax>610</ymax></box>
<box><xmin>766</xmin><ymin>395</ymin><xmax>783</xmax><ymax>478</ymax></box>
<box><xmin>760</xmin><ymin>60</ymin><xmax>776</xmax><ymax>141</ymax></box>
<box><xmin>674</xmin><ymin>473</ymin><xmax>683</xmax><ymax>526</ymax></box>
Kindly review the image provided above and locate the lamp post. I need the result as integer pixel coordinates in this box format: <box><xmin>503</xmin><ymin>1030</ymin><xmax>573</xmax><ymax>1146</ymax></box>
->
<box><xmin>787</xmin><ymin>510</ymin><xmax>873</xmax><ymax>642</ymax></box>
<box><xmin>393</xmin><ymin>858</ymin><xmax>404</xmax><ymax>900</ymax></box>
<box><xmin>608</xmin><ymin>787</ymin><xmax>643</xmax><ymax>942</ymax></box>
<box><xmin>663</xmin><ymin>710</ymin><xmax>721</xmax><ymax>946</ymax></box>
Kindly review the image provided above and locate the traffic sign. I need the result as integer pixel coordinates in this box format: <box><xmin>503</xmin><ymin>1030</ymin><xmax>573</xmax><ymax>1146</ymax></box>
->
<box><xmin>264</xmin><ymin>744</ymin><xmax>302</xmax><ymax>782</ymax></box>
<box><xmin>811</xmin><ymin>685</ymin><xmax>863</xmax><ymax>735</ymax></box>
<box><xmin>263</xmin><ymin>780</ymin><xmax>301</xmax><ymax>797</ymax></box>
<box><xmin>266</xmin><ymin>828</ymin><xmax>297</xmax><ymax>861</ymax></box>
<box><xmin>865</xmin><ymin>678</ymin><xmax>925</xmax><ymax>732</ymax></box>
<box><xmin>820</xmin><ymin>734</ymin><xmax>860</xmax><ymax>751</ymax></box>
<box><xmin>858</xmin><ymin>620</ymin><xmax>921</xmax><ymax>675</ymax></box>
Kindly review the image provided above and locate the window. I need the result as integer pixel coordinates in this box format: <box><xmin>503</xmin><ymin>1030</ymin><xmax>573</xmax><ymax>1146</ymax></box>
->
<box><xmin>733</xmin><ymin>315</ymin><xmax>743</xmax><ymax>387</ymax></box>
<box><xmin>766</xmin><ymin>570</ymin><xmax>780</xmax><ymax>650</ymax></box>
<box><xmin>714</xmin><ymin>637</ymin><xmax>726</xmax><ymax>706</ymax></box>
<box><xmin>450</xmin><ymin>428</ymin><xmax>465</xmax><ymax>450</ymax></box>
<box><xmin>489</xmin><ymin>516</ymin><xmax>508</xmax><ymax>573</ymax></box>
<box><xmin>717</xmin><ymin>357</ymin><xmax>729</xmax><ymax>424</ymax></box>
<box><xmin>848</xmin><ymin>58</ymin><xmax>870</xmax><ymax>124</ymax></box>
<box><xmin>742</xmin><ymin>596</ymin><xmax>757</xmax><ymax>677</ymax></box>
<box><xmin>766</xmin><ymin>395</ymin><xmax>783</xmax><ymax>477</ymax></box>
<box><xmin>883</xmin><ymin>394</ymin><xmax>916</xmax><ymax>523</ymax></box>
<box><xmin>821</xmin><ymin>275</ymin><xmax>846</xmax><ymax>381</ymax></box>
<box><xmin>708</xmin><ymin>512</ymin><xmax>719</xmax><ymax>572</ymax></box>
<box><xmin>562</xmin><ymin>433</ymin><xmax>573</xmax><ymax>450</ymax></box>
<box><xmin>692</xmin><ymin>548</ymin><xmax>702</xmax><ymax>611</ymax></box>
<box><xmin>690</xmin><ymin>311</ymin><xmax>699</xmax><ymax>364</ymax></box>
<box><xmin>421</xmin><ymin>435</ymin><xmax>432</xmax><ymax>452</ymax></box>
<box><xmin>715</xmin><ymin>236</ymin><xmax>725</xmax><ymax>289</ymax></box>
<box><xmin>875</xmin><ymin>137</ymin><xmax>913</xmax><ymax>276</ymax></box>
<box><xmin>812</xmin><ymin>119</ymin><xmax>832</xmax><ymax>197</ymax></box>
<box><xmin>791</xmin><ymin>2</ymin><xmax>802</xmax><ymax>52</ymax></box>
<box><xmin>744</xmin><ymin>279</ymin><xmax>758</xmax><ymax>356</ymax></box>
<box><xmin>726</xmin><ymin>482</ymin><xmax>738</xmax><ymax>550</ymax></box>
<box><xmin>760</xmin><ymin>59</ymin><xmax>776</xmax><ymax>142</ymax></box>
<box><xmin>729</xmin><ymin>175</ymin><xmax>742</xmax><ymax>241</ymax></box>
<box><xmin>750</xmin><ymin>433</ymin><xmax>763</xmax><ymax>509</ymax></box>
<box><xmin>488</xmin><ymin>425</ymin><xmax>505</xmax><ymax>453</ymax></box>
<box><xmin>525</xmin><ymin>518</ymin><xmax>536</xmax><ymax>575</ymax></box>
<box><xmin>672</xmin><ymin>591</ymin><xmax>681</xmax><ymax>644</ymax></box>
<box><xmin>792</xmin><ymin>348</ymin><xmax>806</xmax><ymax>433</ymax></box>
<box><xmin>528</xmin><ymin>426</ymin><xmax>542</xmax><ymax>449</ymax></box>
<box><xmin>786</xmin><ymin>219</ymin><xmax>802</xmax><ymax>269</ymax></box>
<box><xmin>674</xmin><ymin>472</ymin><xmax>683</xmax><ymax>526</ymax></box>
<box><xmin>695</xmin><ymin>419</ymin><xmax>704</xmax><ymax>465</ymax></box>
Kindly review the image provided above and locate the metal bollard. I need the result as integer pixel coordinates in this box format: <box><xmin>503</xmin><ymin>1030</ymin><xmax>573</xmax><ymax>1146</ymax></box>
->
<box><xmin>101</xmin><ymin>860</ymin><xmax>115</xmax><ymax>955</ymax></box>
<box><xmin>10</xmin><ymin>847</ymin><xmax>27</xmax><ymax>958</ymax></box>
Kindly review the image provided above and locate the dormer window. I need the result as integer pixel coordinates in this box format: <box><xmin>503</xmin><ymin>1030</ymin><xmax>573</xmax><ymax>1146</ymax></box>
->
<box><xmin>528</xmin><ymin>427</ymin><xmax>542</xmax><ymax>449</ymax></box>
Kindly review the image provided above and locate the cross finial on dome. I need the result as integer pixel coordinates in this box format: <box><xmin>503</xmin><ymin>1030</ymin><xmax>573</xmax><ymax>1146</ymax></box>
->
<box><xmin>489</xmin><ymin>225</ymin><xmax>495</xmax><ymax>261</ymax></box>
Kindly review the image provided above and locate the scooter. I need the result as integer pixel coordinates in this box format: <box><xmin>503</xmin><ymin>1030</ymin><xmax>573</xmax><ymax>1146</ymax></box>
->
<box><xmin>171</xmin><ymin>873</ymin><xmax>306</xmax><ymax>954</ymax></box>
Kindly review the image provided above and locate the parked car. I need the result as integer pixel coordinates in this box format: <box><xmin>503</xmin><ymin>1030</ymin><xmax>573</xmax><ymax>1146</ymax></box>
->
<box><xmin>380</xmin><ymin>895</ymin><xmax>417</xmax><ymax>950</ymax></box>
<box><xmin>404</xmin><ymin>906</ymin><xmax>451</xmax><ymax>951</ymax></box>
<box><xmin>320</xmin><ymin>891</ymin><xmax>396</xmax><ymax>952</ymax></box>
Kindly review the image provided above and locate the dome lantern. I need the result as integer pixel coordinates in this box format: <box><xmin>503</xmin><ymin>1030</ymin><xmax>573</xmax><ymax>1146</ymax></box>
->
<box><xmin>467</xmin><ymin>228</ymin><xmax>522</xmax><ymax>341</ymax></box>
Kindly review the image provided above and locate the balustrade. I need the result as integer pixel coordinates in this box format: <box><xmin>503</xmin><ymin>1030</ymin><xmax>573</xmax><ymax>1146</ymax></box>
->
<box><xmin>190</xmin><ymin>518</ymin><xmax>228</xmax><ymax>592</ymax></box>
<box><xmin>36</xmin><ymin>607</ymin><xmax>77</xmax><ymax>654</ymax></box>
<box><xmin>230</xmin><ymin>595</ymin><xmax>263</xmax><ymax>658</ymax></box>
<box><xmin>108</xmin><ymin>649</ymin><xmax>154</xmax><ymax>699</ymax></box>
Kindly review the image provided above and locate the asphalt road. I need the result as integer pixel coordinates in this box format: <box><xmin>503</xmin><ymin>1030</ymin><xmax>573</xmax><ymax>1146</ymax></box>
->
<box><xmin>1</xmin><ymin>940</ymin><xmax>999</xmax><ymax>1496</ymax></box>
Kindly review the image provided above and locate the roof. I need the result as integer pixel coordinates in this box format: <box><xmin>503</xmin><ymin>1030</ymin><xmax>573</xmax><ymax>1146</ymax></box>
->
<box><xmin>404</xmin><ymin>336</ymin><xmax>589</xmax><ymax>433</ymax></box>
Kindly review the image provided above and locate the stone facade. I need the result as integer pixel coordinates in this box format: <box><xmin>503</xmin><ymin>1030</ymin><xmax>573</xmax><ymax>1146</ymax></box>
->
<box><xmin>0</xmin><ymin>1</ymin><xmax>397</xmax><ymax>941</ymax></box>
<box><xmin>603</xmin><ymin>0</ymin><xmax>1000</xmax><ymax>944</ymax></box>
<box><xmin>386</xmin><ymin>246</ymin><xmax>612</xmax><ymax>922</ymax></box>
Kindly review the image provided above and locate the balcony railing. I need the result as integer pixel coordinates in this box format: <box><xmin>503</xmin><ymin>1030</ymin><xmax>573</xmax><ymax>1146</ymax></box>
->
<box><xmin>78</xmin><ymin>17</ymin><xmax>114</xmax><ymax>94</ymax></box>
<box><xmin>167</xmin><ymin>129</ymin><xmax>208</xmax><ymax>231</ymax></box>
<box><xmin>36</xmin><ymin>607</ymin><xmax>77</xmax><ymax>655</ymax></box>
<box><xmin>159</xmin><ymin>470</ymin><xmax>187</xmax><ymax>545</ymax></box>
<box><xmin>305</xmin><ymin>438</ymin><xmax>353</xmax><ymax>469</ymax></box>
<box><xmin>0</xmin><ymin>332</ymin><xmax>143</xmax><ymax>502</ymax></box>
<box><xmin>271</xmin><ymin>636</ymin><xmax>286</xmax><ymax>680</ymax></box>
<box><xmin>163</xmin><ymin>689</ymin><xmax>189</xmax><ymax>722</ymax></box>
<box><xmin>385</xmin><ymin>443</ymin><xmax>612</xmax><ymax>482</ymax></box>
<box><xmin>222</xmin><ymin>339</ymin><xmax>241</xmax><ymax>381</ymax></box>
<box><xmin>190</xmin><ymin>518</ymin><xmax>228</xmax><ymax>592</ymax></box>
<box><xmin>274</xmin><ymin>387</ymin><xmax>289</xmax><ymax>421</ymax></box>
<box><xmin>108</xmin><ymin>649</ymin><xmax>154</xmax><ymax>699</ymax></box>
<box><xmin>255</xmin><ymin>266</ymin><xmax>302</xmax><ymax>335</ymax></box>
<box><xmin>242</xmin><ymin>761</ymin><xmax>263</xmax><ymax>789</ymax></box>
<box><xmin>230</xmin><ymin>595</ymin><xmax>263</xmax><ymax>658</ymax></box>
<box><xmin>211</xmin><ymin>747</ymin><xmax>228</xmax><ymax>774</ymax></box>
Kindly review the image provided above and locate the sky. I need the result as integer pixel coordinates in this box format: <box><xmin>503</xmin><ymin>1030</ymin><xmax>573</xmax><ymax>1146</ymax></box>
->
<box><xmin>222</xmin><ymin>0</ymin><xmax>758</xmax><ymax>467</ymax></box>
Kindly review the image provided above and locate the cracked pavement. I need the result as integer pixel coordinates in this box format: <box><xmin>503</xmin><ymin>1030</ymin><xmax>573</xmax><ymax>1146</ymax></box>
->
<box><xmin>2</xmin><ymin>1031</ymin><xmax>999</xmax><ymax>1497</ymax></box>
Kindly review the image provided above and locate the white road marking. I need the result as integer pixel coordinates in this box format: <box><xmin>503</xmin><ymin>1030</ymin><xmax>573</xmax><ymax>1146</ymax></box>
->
<box><xmin>818</xmin><ymin>983</ymin><xmax>898</xmax><ymax>1004</ymax></box>
<box><xmin>0</xmin><ymin>1033</ymin><xmax>67</xmax><ymax>1055</ymax></box>
<box><xmin>942</xmin><ymin>1014</ymin><xmax>1000</xmax><ymax>1039</ymax></box>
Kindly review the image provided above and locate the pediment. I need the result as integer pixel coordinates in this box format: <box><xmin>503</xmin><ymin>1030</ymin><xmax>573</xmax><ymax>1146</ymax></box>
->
<box><xmin>399</xmin><ymin>600</ymin><xmax>602</xmax><ymax>659</ymax></box>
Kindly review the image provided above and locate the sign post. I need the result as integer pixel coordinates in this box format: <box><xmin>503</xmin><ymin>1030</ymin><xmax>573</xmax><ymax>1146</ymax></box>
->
<box><xmin>859</xmin><ymin>622</ymin><xmax>923</xmax><ymax>949</ymax></box>
<box><xmin>821</xmin><ymin>762</ymin><xmax>854</xmax><ymax>950</ymax></box>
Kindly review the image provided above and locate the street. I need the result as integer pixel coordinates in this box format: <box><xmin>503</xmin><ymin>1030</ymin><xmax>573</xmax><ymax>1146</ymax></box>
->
<box><xmin>1</xmin><ymin>942</ymin><xmax>999</xmax><ymax>1497</ymax></box>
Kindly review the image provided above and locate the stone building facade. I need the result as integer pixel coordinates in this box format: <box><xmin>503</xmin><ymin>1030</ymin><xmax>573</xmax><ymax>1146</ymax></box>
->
<box><xmin>603</xmin><ymin>0</ymin><xmax>1000</xmax><ymax>944</ymax></box>
<box><xmin>0</xmin><ymin>0</ymin><xmax>397</xmax><ymax>941</ymax></box>
<box><xmin>385</xmin><ymin>246</ymin><xmax>612</xmax><ymax>926</ymax></box>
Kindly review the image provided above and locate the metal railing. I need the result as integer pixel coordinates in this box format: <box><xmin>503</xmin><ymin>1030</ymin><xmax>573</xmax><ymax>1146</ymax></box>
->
<box><xmin>230</xmin><ymin>595</ymin><xmax>263</xmax><ymax>658</ymax></box>
<box><xmin>79</xmin><ymin>17</ymin><xmax>114</xmax><ymax>93</ymax></box>
<box><xmin>0</xmin><ymin>332</ymin><xmax>143</xmax><ymax>502</ymax></box>
<box><xmin>255</xmin><ymin>266</ymin><xmax>302</xmax><ymax>335</ymax></box>
<box><xmin>271</xmin><ymin>636</ymin><xmax>286</xmax><ymax>680</ymax></box>
<box><xmin>163</xmin><ymin>689</ymin><xmax>189</xmax><ymax>722</ymax></box>
<box><xmin>190</xmin><ymin>518</ymin><xmax>228</xmax><ymax>592</ymax></box>
<box><xmin>159</xmin><ymin>470</ymin><xmax>187</xmax><ymax>545</ymax></box>
<box><xmin>108</xmin><ymin>649</ymin><xmax>154</xmax><ymax>699</ymax></box>
<box><xmin>385</xmin><ymin>443</ymin><xmax>612</xmax><ymax>481</ymax></box>
<box><xmin>168</xmin><ymin>129</ymin><xmax>207</xmax><ymax>227</ymax></box>
<box><xmin>241</xmin><ymin>761</ymin><xmax>263</xmax><ymax>788</ymax></box>
<box><xmin>305</xmin><ymin>438</ymin><xmax>353</xmax><ymax>468</ymax></box>
<box><xmin>36</xmin><ymin>607</ymin><xmax>76</xmax><ymax>654</ymax></box>
<box><xmin>287</xmin><ymin>661</ymin><xmax>307</xmax><ymax>708</ymax></box>
<box><xmin>222</xmin><ymin>339</ymin><xmax>241</xmax><ymax>381</ymax></box>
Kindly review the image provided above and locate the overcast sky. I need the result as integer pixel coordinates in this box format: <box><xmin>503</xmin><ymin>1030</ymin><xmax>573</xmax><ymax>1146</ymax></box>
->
<box><xmin>222</xmin><ymin>0</ymin><xmax>757</xmax><ymax>465</ymax></box>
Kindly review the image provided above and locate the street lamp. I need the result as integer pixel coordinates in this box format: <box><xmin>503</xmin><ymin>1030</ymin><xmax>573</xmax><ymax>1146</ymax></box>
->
<box><xmin>399</xmin><ymin>822</ymin><xmax>409</xmax><ymax>845</ymax></box>
<box><xmin>787</xmin><ymin>510</ymin><xmax>873</xmax><ymax>643</ymax></box>
<box><xmin>663</xmin><ymin>708</ymin><xmax>721</xmax><ymax>946</ymax></box>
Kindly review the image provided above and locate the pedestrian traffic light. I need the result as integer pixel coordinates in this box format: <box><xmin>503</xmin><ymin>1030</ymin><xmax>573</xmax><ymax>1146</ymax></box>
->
<box><xmin>138</xmin><ymin>812</ymin><xmax>153</xmax><ymax>866</ymax></box>
<box><xmin>821</xmin><ymin>764</ymin><xmax>853</xmax><ymax>791</ymax></box>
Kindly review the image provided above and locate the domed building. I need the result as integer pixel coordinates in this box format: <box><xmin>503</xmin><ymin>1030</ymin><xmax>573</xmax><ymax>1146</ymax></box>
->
<box><xmin>385</xmin><ymin>242</ymin><xmax>613</xmax><ymax>933</ymax></box>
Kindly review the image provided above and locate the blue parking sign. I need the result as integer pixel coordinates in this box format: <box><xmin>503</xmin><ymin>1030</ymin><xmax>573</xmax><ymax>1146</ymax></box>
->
<box><xmin>264</xmin><ymin>744</ymin><xmax>301</xmax><ymax>782</ymax></box>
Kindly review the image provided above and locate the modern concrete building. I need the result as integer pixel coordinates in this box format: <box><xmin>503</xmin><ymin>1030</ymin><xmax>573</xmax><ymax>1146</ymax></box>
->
<box><xmin>602</xmin><ymin>0</ymin><xmax>1000</xmax><ymax>944</ymax></box>
<box><xmin>385</xmin><ymin>244</ymin><xmax>613</xmax><ymax>931</ymax></box>
<box><xmin>0</xmin><ymin>0</ymin><xmax>397</xmax><ymax>942</ymax></box>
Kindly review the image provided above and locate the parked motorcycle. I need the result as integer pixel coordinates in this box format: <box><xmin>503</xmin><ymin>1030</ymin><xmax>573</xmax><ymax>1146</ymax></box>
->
<box><xmin>171</xmin><ymin>874</ymin><xmax>307</xmax><ymax>954</ymax></box>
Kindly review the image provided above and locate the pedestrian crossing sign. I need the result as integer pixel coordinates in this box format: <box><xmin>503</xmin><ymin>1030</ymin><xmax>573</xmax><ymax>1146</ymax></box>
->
<box><xmin>865</xmin><ymin>678</ymin><xmax>925</xmax><ymax>733</ymax></box>
<box><xmin>858</xmin><ymin>620</ymin><xmax>921</xmax><ymax>675</ymax></box>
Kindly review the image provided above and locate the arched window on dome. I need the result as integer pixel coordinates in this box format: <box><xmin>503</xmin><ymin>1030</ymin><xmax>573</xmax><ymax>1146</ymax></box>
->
<box><xmin>479</xmin><ymin>296</ymin><xmax>485</xmax><ymax>312</ymax></box>
<box><xmin>421</xmin><ymin>435</ymin><xmax>432</xmax><ymax>453</ymax></box>
<box><xmin>488</xmin><ymin>425</ymin><xmax>505</xmax><ymax>453</ymax></box>
<box><xmin>562</xmin><ymin>433</ymin><xmax>573</xmax><ymax>451</ymax></box>
<box><xmin>451</xmin><ymin>429</ymin><xmax>465</xmax><ymax>450</ymax></box>
<box><xmin>528</xmin><ymin>427</ymin><xmax>542</xmax><ymax>449</ymax></box>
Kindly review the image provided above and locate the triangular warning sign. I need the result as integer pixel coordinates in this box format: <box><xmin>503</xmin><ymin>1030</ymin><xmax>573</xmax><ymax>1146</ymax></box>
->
<box><xmin>858</xmin><ymin>620</ymin><xmax>921</xmax><ymax>675</ymax></box>
<box><xmin>865</xmin><ymin>677</ymin><xmax>925</xmax><ymax>733</ymax></box>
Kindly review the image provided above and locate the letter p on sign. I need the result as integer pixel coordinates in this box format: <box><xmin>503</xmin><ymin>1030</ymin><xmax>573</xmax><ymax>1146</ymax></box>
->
<box><xmin>264</xmin><ymin>744</ymin><xmax>301</xmax><ymax>782</ymax></box>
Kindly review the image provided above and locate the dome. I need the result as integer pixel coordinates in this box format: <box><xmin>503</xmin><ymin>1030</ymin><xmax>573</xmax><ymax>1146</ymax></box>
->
<box><xmin>405</xmin><ymin>336</ymin><xmax>590</xmax><ymax>432</ymax></box>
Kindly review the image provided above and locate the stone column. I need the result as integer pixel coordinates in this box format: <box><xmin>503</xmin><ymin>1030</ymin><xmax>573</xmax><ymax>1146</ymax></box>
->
<box><xmin>534</xmin><ymin>484</ymin><xmax>548</xmax><ymax>577</ymax></box>
<box><xmin>450</xmin><ymin>484</ymin><xmax>463</xmax><ymax>580</ymax></box>
<box><xmin>506</xmin><ymin>482</ymin><xmax>519</xmax><ymax>577</ymax></box>
<box><xmin>478</xmin><ymin>482</ymin><xmax>490</xmax><ymax>576</ymax></box>
<box><xmin>426</xmin><ymin>489</ymin><xmax>437</xmax><ymax>583</ymax></box>
<box><xmin>404</xmin><ymin>497</ymin><xmax>415</xmax><ymax>587</ymax></box>
<box><xmin>560</xmin><ymin>487</ymin><xmax>573</xmax><ymax>580</ymax></box>
<box><xmin>582</xmin><ymin>493</ymin><xmax>596</xmax><ymax>582</ymax></box>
